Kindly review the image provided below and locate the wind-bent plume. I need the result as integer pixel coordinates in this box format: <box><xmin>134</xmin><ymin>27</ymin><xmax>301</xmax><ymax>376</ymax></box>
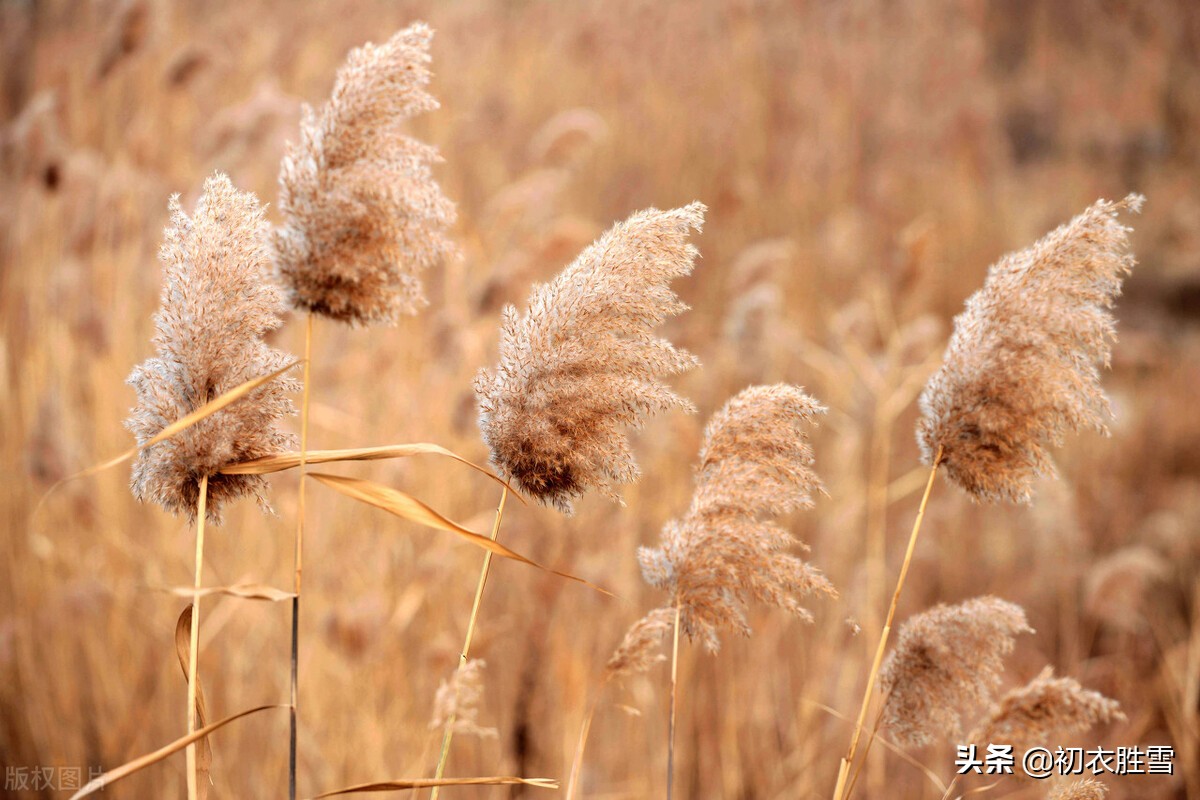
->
<box><xmin>969</xmin><ymin>667</ymin><xmax>1124</xmax><ymax>761</ymax></box>
<box><xmin>637</xmin><ymin>384</ymin><xmax>836</xmax><ymax>651</ymax></box>
<box><xmin>605</xmin><ymin>607</ymin><xmax>675</xmax><ymax>683</ymax></box>
<box><xmin>880</xmin><ymin>597</ymin><xmax>1033</xmax><ymax>746</ymax></box>
<box><xmin>125</xmin><ymin>173</ymin><xmax>298</xmax><ymax>522</ymax></box>
<box><xmin>475</xmin><ymin>202</ymin><xmax>705</xmax><ymax>513</ymax></box>
<box><xmin>273</xmin><ymin>22</ymin><xmax>456</xmax><ymax>325</ymax></box>
<box><xmin>917</xmin><ymin>195</ymin><xmax>1143</xmax><ymax>502</ymax></box>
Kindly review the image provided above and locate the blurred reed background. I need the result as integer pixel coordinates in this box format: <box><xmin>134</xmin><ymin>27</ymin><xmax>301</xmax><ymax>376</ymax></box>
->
<box><xmin>2</xmin><ymin>0</ymin><xmax>1198</xmax><ymax>797</ymax></box>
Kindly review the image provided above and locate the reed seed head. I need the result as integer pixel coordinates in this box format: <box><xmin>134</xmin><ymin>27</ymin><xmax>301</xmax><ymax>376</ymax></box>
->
<box><xmin>605</xmin><ymin>607</ymin><xmax>674</xmax><ymax>682</ymax></box>
<box><xmin>917</xmin><ymin>195</ymin><xmax>1143</xmax><ymax>502</ymax></box>
<box><xmin>881</xmin><ymin>596</ymin><xmax>1033</xmax><ymax>747</ymax></box>
<box><xmin>125</xmin><ymin>173</ymin><xmax>298</xmax><ymax>523</ymax></box>
<box><xmin>637</xmin><ymin>384</ymin><xmax>836</xmax><ymax>651</ymax></box>
<box><xmin>474</xmin><ymin>202</ymin><xmax>705</xmax><ymax>513</ymax></box>
<box><xmin>429</xmin><ymin>659</ymin><xmax>496</xmax><ymax>739</ymax></box>
<box><xmin>1048</xmin><ymin>778</ymin><xmax>1108</xmax><ymax>800</ymax></box>
<box><xmin>273</xmin><ymin>22</ymin><xmax>456</xmax><ymax>325</ymax></box>
<box><xmin>969</xmin><ymin>667</ymin><xmax>1124</xmax><ymax>760</ymax></box>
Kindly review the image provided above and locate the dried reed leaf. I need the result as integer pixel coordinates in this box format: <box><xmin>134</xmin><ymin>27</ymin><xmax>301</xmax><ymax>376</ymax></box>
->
<box><xmin>308</xmin><ymin>777</ymin><xmax>557</xmax><ymax>797</ymax></box>
<box><xmin>310</xmin><ymin>474</ymin><xmax>610</xmax><ymax>595</ymax></box>
<box><xmin>68</xmin><ymin>704</ymin><xmax>285</xmax><ymax>799</ymax></box>
<box><xmin>219</xmin><ymin>443</ymin><xmax>523</xmax><ymax>500</ymax></box>
<box><xmin>168</xmin><ymin>584</ymin><xmax>296</xmax><ymax>602</ymax></box>
<box><xmin>173</xmin><ymin>606</ymin><xmax>212</xmax><ymax>798</ymax></box>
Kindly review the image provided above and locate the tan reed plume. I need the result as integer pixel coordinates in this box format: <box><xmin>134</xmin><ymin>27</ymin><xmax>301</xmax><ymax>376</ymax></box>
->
<box><xmin>273</xmin><ymin>22</ymin><xmax>456</xmax><ymax>326</ymax></box>
<box><xmin>125</xmin><ymin>172</ymin><xmax>298</xmax><ymax>523</ymax></box>
<box><xmin>475</xmin><ymin>202</ymin><xmax>705</xmax><ymax>513</ymax></box>
<box><xmin>637</xmin><ymin>383</ymin><xmax>836</xmax><ymax>651</ymax></box>
<box><xmin>429</xmin><ymin>659</ymin><xmax>497</xmax><ymax>740</ymax></box>
<box><xmin>880</xmin><ymin>597</ymin><xmax>1033</xmax><ymax>747</ymax></box>
<box><xmin>605</xmin><ymin>607</ymin><xmax>675</xmax><ymax>682</ymax></box>
<box><xmin>917</xmin><ymin>194</ymin><xmax>1144</xmax><ymax>502</ymax></box>
<box><xmin>969</xmin><ymin>667</ymin><xmax>1124</xmax><ymax>763</ymax></box>
<box><xmin>1048</xmin><ymin>778</ymin><xmax>1108</xmax><ymax>800</ymax></box>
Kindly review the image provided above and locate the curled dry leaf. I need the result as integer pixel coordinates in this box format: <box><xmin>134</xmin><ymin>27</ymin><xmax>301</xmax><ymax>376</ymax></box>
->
<box><xmin>174</xmin><ymin>606</ymin><xmax>212</xmax><ymax>799</ymax></box>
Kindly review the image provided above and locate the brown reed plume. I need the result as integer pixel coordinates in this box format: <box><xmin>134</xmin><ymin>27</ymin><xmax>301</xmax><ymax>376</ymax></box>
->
<box><xmin>880</xmin><ymin>597</ymin><xmax>1033</xmax><ymax>747</ymax></box>
<box><xmin>638</xmin><ymin>383</ymin><xmax>835</xmax><ymax>651</ymax></box>
<box><xmin>916</xmin><ymin>194</ymin><xmax>1144</xmax><ymax>502</ymax></box>
<box><xmin>1048</xmin><ymin>778</ymin><xmax>1108</xmax><ymax>800</ymax></box>
<box><xmin>969</xmin><ymin>667</ymin><xmax>1124</xmax><ymax>763</ymax></box>
<box><xmin>125</xmin><ymin>172</ymin><xmax>296</xmax><ymax>800</ymax></box>
<box><xmin>475</xmin><ymin>202</ymin><xmax>705</xmax><ymax>513</ymax></box>
<box><xmin>835</xmin><ymin>195</ymin><xmax>1143</xmax><ymax>800</ymax></box>
<box><xmin>429</xmin><ymin>659</ymin><xmax>497</xmax><ymax>740</ymax></box>
<box><xmin>273</xmin><ymin>22</ymin><xmax>456</xmax><ymax>326</ymax></box>
<box><xmin>636</xmin><ymin>383</ymin><xmax>833</xmax><ymax>798</ymax></box>
<box><xmin>125</xmin><ymin>172</ymin><xmax>297</xmax><ymax>522</ymax></box>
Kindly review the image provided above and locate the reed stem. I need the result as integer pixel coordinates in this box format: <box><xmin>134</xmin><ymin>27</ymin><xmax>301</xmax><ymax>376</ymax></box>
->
<box><xmin>832</xmin><ymin>446</ymin><xmax>941</xmax><ymax>800</ymax></box>
<box><xmin>430</xmin><ymin>485</ymin><xmax>509</xmax><ymax>799</ymax></box>
<box><xmin>186</xmin><ymin>473</ymin><xmax>208</xmax><ymax>800</ymax></box>
<box><xmin>667</xmin><ymin>600</ymin><xmax>682</xmax><ymax>800</ymax></box>
<box><xmin>289</xmin><ymin>312</ymin><xmax>313</xmax><ymax>800</ymax></box>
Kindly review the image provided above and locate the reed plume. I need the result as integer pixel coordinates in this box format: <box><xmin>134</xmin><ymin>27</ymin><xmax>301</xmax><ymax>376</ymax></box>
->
<box><xmin>125</xmin><ymin>172</ymin><xmax>297</xmax><ymax>523</ymax></box>
<box><xmin>969</xmin><ymin>667</ymin><xmax>1124</xmax><ymax>759</ymax></box>
<box><xmin>475</xmin><ymin>202</ymin><xmax>705</xmax><ymax>513</ymax></box>
<box><xmin>637</xmin><ymin>383</ymin><xmax>835</xmax><ymax>651</ymax></box>
<box><xmin>916</xmin><ymin>194</ymin><xmax>1144</xmax><ymax>502</ymax></box>
<box><xmin>1048</xmin><ymin>778</ymin><xmax>1107</xmax><ymax>800</ymax></box>
<box><xmin>429</xmin><ymin>659</ymin><xmax>497</xmax><ymax>740</ymax></box>
<box><xmin>880</xmin><ymin>597</ymin><xmax>1033</xmax><ymax>747</ymax></box>
<box><xmin>273</xmin><ymin>22</ymin><xmax>456</xmax><ymax>325</ymax></box>
<box><xmin>605</xmin><ymin>607</ymin><xmax>674</xmax><ymax>682</ymax></box>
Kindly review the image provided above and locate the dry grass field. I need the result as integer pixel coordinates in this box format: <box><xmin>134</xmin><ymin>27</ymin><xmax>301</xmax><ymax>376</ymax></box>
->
<box><xmin>2</xmin><ymin>1</ymin><xmax>1199</xmax><ymax>798</ymax></box>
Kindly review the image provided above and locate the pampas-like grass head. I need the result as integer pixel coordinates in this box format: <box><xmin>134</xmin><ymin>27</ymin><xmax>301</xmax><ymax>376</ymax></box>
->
<box><xmin>475</xmin><ymin>202</ymin><xmax>705</xmax><ymax>512</ymax></box>
<box><xmin>880</xmin><ymin>596</ymin><xmax>1033</xmax><ymax>746</ymax></box>
<box><xmin>273</xmin><ymin>23</ymin><xmax>456</xmax><ymax>325</ymax></box>
<box><xmin>125</xmin><ymin>173</ymin><xmax>297</xmax><ymax>523</ymax></box>
<box><xmin>637</xmin><ymin>384</ymin><xmax>836</xmax><ymax>651</ymax></box>
<box><xmin>917</xmin><ymin>195</ymin><xmax>1143</xmax><ymax>502</ymax></box>
<box><xmin>969</xmin><ymin>667</ymin><xmax>1124</xmax><ymax>762</ymax></box>
<box><xmin>1048</xmin><ymin>778</ymin><xmax>1108</xmax><ymax>800</ymax></box>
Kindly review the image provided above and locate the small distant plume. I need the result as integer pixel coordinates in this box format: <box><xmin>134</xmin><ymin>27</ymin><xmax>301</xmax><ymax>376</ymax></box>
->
<box><xmin>429</xmin><ymin>659</ymin><xmax>497</xmax><ymax>739</ymax></box>
<box><xmin>917</xmin><ymin>195</ymin><xmax>1143</xmax><ymax>502</ymax></box>
<box><xmin>881</xmin><ymin>597</ymin><xmax>1033</xmax><ymax>747</ymax></box>
<box><xmin>475</xmin><ymin>202</ymin><xmax>704</xmax><ymax>512</ymax></box>
<box><xmin>1048</xmin><ymin>778</ymin><xmax>1108</xmax><ymax>800</ymax></box>
<box><xmin>125</xmin><ymin>173</ymin><xmax>297</xmax><ymax>522</ymax></box>
<box><xmin>969</xmin><ymin>667</ymin><xmax>1124</xmax><ymax>760</ymax></box>
<box><xmin>637</xmin><ymin>384</ymin><xmax>835</xmax><ymax>651</ymax></box>
<box><xmin>273</xmin><ymin>23</ymin><xmax>456</xmax><ymax>325</ymax></box>
<box><xmin>605</xmin><ymin>607</ymin><xmax>674</xmax><ymax>683</ymax></box>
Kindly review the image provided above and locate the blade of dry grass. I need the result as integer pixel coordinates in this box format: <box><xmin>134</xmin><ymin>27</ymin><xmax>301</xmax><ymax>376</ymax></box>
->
<box><xmin>219</xmin><ymin>444</ymin><xmax>523</xmax><ymax>499</ymax></box>
<box><xmin>186</xmin><ymin>474</ymin><xmax>209</xmax><ymax>800</ymax></box>
<box><xmin>68</xmin><ymin>704</ymin><xmax>287</xmax><ymax>799</ymax></box>
<box><xmin>167</xmin><ymin>585</ymin><xmax>296</xmax><ymax>602</ymax></box>
<box><xmin>310</xmin><ymin>474</ymin><xmax>610</xmax><ymax>595</ymax></box>
<box><xmin>308</xmin><ymin>777</ymin><xmax>558</xmax><ymax>797</ymax></box>
<box><xmin>174</xmin><ymin>607</ymin><xmax>212</xmax><ymax>799</ymax></box>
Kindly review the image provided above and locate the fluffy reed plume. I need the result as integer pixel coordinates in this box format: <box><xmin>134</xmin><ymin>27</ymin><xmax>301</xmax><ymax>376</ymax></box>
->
<box><xmin>429</xmin><ymin>660</ymin><xmax>497</xmax><ymax>739</ymax></box>
<box><xmin>637</xmin><ymin>384</ymin><xmax>835</xmax><ymax>651</ymax></box>
<box><xmin>880</xmin><ymin>597</ymin><xmax>1033</xmax><ymax>746</ymax></box>
<box><xmin>273</xmin><ymin>23</ymin><xmax>456</xmax><ymax>325</ymax></box>
<box><xmin>1048</xmin><ymin>778</ymin><xmax>1108</xmax><ymax>800</ymax></box>
<box><xmin>969</xmin><ymin>667</ymin><xmax>1124</xmax><ymax>758</ymax></box>
<box><xmin>125</xmin><ymin>173</ymin><xmax>297</xmax><ymax>522</ymax></box>
<box><xmin>917</xmin><ymin>195</ymin><xmax>1144</xmax><ymax>502</ymax></box>
<box><xmin>605</xmin><ymin>607</ymin><xmax>674</xmax><ymax>682</ymax></box>
<box><xmin>475</xmin><ymin>203</ymin><xmax>705</xmax><ymax>512</ymax></box>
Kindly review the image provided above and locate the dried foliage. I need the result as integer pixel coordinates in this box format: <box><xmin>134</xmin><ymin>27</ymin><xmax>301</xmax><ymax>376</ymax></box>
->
<box><xmin>605</xmin><ymin>607</ymin><xmax>674</xmax><ymax>682</ymax></box>
<box><xmin>125</xmin><ymin>173</ymin><xmax>297</xmax><ymax>522</ymax></box>
<box><xmin>1048</xmin><ymin>778</ymin><xmax>1108</xmax><ymax>800</ymax></box>
<box><xmin>273</xmin><ymin>23</ymin><xmax>456</xmax><ymax>325</ymax></box>
<box><xmin>880</xmin><ymin>596</ymin><xmax>1033</xmax><ymax>747</ymax></box>
<box><xmin>637</xmin><ymin>384</ymin><xmax>835</xmax><ymax>651</ymax></box>
<box><xmin>917</xmin><ymin>195</ymin><xmax>1143</xmax><ymax>502</ymax></box>
<box><xmin>970</xmin><ymin>667</ymin><xmax>1124</xmax><ymax>760</ymax></box>
<box><xmin>475</xmin><ymin>203</ymin><xmax>704</xmax><ymax>512</ymax></box>
<box><xmin>429</xmin><ymin>659</ymin><xmax>497</xmax><ymax>739</ymax></box>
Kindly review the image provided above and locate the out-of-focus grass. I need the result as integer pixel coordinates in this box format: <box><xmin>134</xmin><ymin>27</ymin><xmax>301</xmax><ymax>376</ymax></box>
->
<box><xmin>3</xmin><ymin>1</ymin><xmax>1198</xmax><ymax>797</ymax></box>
